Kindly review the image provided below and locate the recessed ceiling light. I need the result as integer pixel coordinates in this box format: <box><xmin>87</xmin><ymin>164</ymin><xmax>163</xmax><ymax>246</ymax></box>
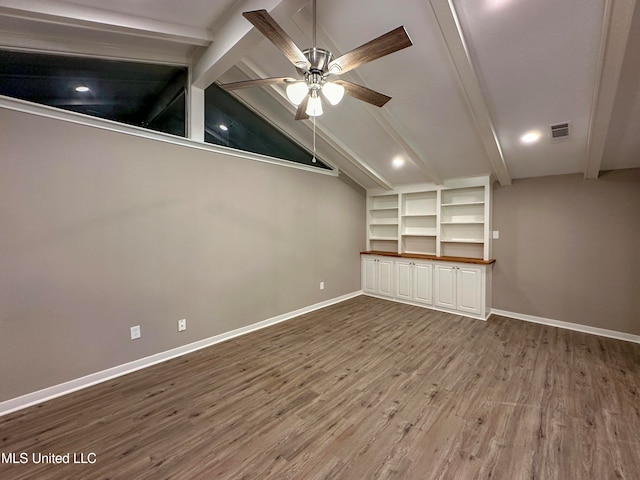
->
<box><xmin>392</xmin><ymin>157</ymin><xmax>405</xmax><ymax>168</ymax></box>
<box><xmin>219</xmin><ymin>124</ymin><xmax>228</xmax><ymax>131</ymax></box>
<box><xmin>75</xmin><ymin>86</ymin><xmax>89</xmax><ymax>92</ymax></box>
<box><xmin>488</xmin><ymin>0</ymin><xmax>512</xmax><ymax>9</ymax></box>
<box><xmin>520</xmin><ymin>131</ymin><xmax>541</xmax><ymax>144</ymax></box>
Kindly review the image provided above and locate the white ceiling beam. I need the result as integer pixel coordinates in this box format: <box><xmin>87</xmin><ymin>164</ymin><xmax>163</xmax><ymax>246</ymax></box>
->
<box><xmin>428</xmin><ymin>0</ymin><xmax>511</xmax><ymax>186</ymax></box>
<box><xmin>288</xmin><ymin>9</ymin><xmax>443</xmax><ymax>185</ymax></box>
<box><xmin>0</xmin><ymin>0</ymin><xmax>212</xmax><ymax>46</ymax></box>
<box><xmin>233</xmin><ymin>59</ymin><xmax>394</xmax><ymax>190</ymax></box>
<box><xmin>192</xmin><ymin>0</ymin><xmax>307</xmax><ymax>89</ymax></box>
<box><xmin>584</xmin><ymin>0</ymin><xmax>637</xmax><ymax>179</ymax></box>
<box><xmin>0</xmin><ymin>31</ymin><xmax>192</xmax><ymax>65</ymax></box>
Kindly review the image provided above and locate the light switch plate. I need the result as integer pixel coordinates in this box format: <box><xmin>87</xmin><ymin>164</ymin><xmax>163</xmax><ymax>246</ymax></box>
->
<box><xmin>130</xmin><ymin>325</ymin><xmax>141</xmax><ymax>340</ymax></box>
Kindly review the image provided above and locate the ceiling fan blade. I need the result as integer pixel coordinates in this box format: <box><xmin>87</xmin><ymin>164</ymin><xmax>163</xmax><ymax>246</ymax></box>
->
<box><xmin>218</xmin><ymin>77</ymin><xmax>296</xmax><ymax>91</ymax></box>
<box><xmin>334</xmin><ymin>80</ymin><xmax>391</xmax><ymax>107</ymax></box>
<box><xmin>295</xmin><ymin>95</ymin><xmax>310</xmax><ymax>121</ymax></box>
<box><xmin>328</xmin><ymin>26</ymin><xmax>412</xmax><ymax>75</ymax></box>
<box><xmin>243</xmin><ymin>10</ymin><xmax>311</xmax><ymax>70</ymax></box>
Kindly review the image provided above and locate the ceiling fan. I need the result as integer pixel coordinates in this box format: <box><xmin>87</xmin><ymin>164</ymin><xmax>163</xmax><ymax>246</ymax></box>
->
<box><xmin>218</xmin><ymin>0</ymin><xmax>413</xmax><ymax>120</ymax></box>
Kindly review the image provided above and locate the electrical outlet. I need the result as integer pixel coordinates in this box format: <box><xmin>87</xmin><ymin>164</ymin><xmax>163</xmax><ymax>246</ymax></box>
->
<box><xmin>320</xmin><ymin>281</ymin><xmax>325</xmax><ymax>290</ymax></box>
<box><xmin>130</xmin><ymin>325</ymin><xmax>141</xmax><ymax>340</ymax></box>
<box><xmin>178</xmin><ymin>319</ymin><xmax>187</xmax><ymax>332</ymax></box>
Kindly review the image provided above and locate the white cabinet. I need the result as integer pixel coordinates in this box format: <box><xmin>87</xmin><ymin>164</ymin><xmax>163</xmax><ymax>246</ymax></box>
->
<box><xmin>434</xmin><ymin>263</ymin><xmax>485</xmax><ymax>317</ymax></box>
<box><xmin>395</xmin><ymin>260</ymin><xmax>432</xmax><ymax>305</ymax></box>
<box><xmin>362</xmin><ymin>255</ymin><xmax>492</xmax><ymax>320</ymax></box>
<box><xmin>362</xmin><ymin>255</ymin><xmax>394</xmax><ymax>297</ymax></box>
<box><xmin>433</xmin><ymin>264</ymin><xmax>456</xmax><ymax>309</ymax></box>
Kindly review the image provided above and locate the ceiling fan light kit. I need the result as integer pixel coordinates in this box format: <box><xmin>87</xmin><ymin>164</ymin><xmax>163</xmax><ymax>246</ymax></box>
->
<box><xmin>218</xmin><ymin>0</ymin><xmax>413</xmax><ymax>120</ymax></box>
<box><xmin>322</xmin><ymin>81</ymin><xmax>345</xmax><ymax>105</ymax></box>
<box><xmin>306</xmin><ymin>90</ymin><xmax>323</xmax><ymax>116</ymax></box>
<box><xmin>286</xmin><ymin>81</ymin><xmax>309</xmax><ymax>105</ymax></box>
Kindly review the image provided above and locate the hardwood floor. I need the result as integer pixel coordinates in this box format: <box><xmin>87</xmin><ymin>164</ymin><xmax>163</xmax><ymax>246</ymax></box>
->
<box><xmin>1</xmin><ymin>295</ymin><xmax>639</xmax><ymax>479</ymax></box>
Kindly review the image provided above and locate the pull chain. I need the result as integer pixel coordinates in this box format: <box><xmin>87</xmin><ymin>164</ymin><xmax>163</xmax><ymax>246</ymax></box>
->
<box><xmin>312</xmin><ymin>114</ymin><xmax>316</xmax><ymax>163</ymax></box>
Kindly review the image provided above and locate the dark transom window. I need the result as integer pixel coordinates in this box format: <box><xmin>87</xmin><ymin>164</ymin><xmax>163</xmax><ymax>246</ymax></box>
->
<box><xmin>0</xmin><ymin>50</ymin><xmax>187</xmax><ymax>137</ymax></box>
<box><xmin>205</xmin><ymin>84</ymin><xmax>331</xmax><ymax>170</ymax></box>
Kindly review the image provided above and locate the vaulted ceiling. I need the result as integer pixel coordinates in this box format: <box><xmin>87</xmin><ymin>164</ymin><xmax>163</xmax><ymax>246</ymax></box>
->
<box><xmin>1</xmin><ymin>0</ymin><xmax>638</xmax><ymax>189</ymax></box>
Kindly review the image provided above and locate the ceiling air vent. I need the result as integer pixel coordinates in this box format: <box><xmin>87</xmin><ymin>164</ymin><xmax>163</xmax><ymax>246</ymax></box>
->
<box><xmin>549</xmin><ymin>122</ymin><xmax>571</xmax><ymax>141</ymax></box>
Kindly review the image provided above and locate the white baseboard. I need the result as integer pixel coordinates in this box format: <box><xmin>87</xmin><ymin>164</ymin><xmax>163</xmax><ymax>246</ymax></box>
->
<box><xmin>0</xmin><ymin>291</ymin><xmax>361</xmax><ymax>417</ymax></box>
<box><xmin>491</xmin><ymin>309</ymin><xmax>640</xmax><ymax>344</ymax></box>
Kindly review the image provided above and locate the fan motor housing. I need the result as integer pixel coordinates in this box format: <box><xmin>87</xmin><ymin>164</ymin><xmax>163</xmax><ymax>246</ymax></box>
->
<box><xmin>298</xmin><ymin>48</ymin><xmax>334</xmax><ymax>76</ymax></box>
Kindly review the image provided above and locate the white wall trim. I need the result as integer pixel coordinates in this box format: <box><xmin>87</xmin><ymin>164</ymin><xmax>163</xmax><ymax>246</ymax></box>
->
<box><xmin>0</xmin><ymin>291</ymin><xmax>361</xmax><ymax>417</ymax></box>
<box><xmin>491</xmin><ymin>309</ymin><xmax>640</xmax><ymax>344</ymax></box>
<box><xmin>0</xmin><ymin>96</ymin><xmax>339</xmax><ymax>178</ymax></box>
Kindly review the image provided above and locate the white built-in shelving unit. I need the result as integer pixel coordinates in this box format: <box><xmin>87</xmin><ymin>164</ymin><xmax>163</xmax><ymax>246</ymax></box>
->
<box><xmin>401</xmin><ymin>190</ymin><xmax>438</xmax><ymax>256</ymax></box>
<box><xmin>439</xmin><ymin>184</ymin><xmax>488</xmax><ymax>259</ymax></box>
<box><xmin>367</xmin><ymin>193</ymin><xmax>399</xmax><ymax>253</ymax></box>
<box><xmin>363</xmin><ymin>176</ymin><xmax>493</xmax><ymax>319</ymax></box>
<box><xmin>366</xmin><ymin>175</ymin><xmax>492</xmax><ymax>260</ymax></box>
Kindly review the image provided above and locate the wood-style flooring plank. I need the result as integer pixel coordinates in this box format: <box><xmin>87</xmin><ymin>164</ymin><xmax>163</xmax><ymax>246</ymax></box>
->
<box><xmin>1</xmin><ymin>295</ymin><xmax>639</xmax><ymax>480</ymax></box>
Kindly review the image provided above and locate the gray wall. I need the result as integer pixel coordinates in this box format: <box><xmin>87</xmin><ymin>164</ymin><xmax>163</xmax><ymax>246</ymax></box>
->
<box><xmin>0</xmin><ymin>109</ymin><xmax>365</xmax><ymax>402</ymax></box>
<box><xmin>492</xmin><ymin>169</ymin><xmax>640</xmax><ymax>335</ymax></box>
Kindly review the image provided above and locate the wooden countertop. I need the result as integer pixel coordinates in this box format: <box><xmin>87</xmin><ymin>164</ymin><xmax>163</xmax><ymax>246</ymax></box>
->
<box><xmin>361</xmin><ymin>251</ymin><xmax>496</xmax><ymax>265</ymax></box>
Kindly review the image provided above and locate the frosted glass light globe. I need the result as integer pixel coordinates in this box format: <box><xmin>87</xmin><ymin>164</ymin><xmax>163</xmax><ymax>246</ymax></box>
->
<box><xmin>286</xmin><ymin>82</ymin><xmax>309</xmax><ymax>106</ymax></box>
<box><xmin>322</xmin><ymin>81</ymin><xmax>345</xmax><ymax>105</ymax></box>
<box><xmin>305</xmin><ymin>93</ymin><xmax>323</xmax><ymax>116</ymax></box>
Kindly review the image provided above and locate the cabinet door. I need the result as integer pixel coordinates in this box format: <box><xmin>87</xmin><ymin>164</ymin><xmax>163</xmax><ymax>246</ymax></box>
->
<box><xmin>456</xmin><ymin>266</ymin><xmax>483</xmax><ymax>315</ymax></box>
<box><xmin>434</xmin><ymin>264</ymin><xmax>456</xmax><ymax>309</ymax></box>
<box><xmin>377</xmin><ymin>258</ymin><xmax>394</xmax><ymax>296</ymax></box>
<box><xmin>395</xmin><ymin>261</ymin><xmax>412</xmax><ymax>300</ymax></box>
<box><xmin>362</xmin><ymin>257</ymin><xmax>377</xmax><ymax>293</ymax></box>
<box><xmin>413</xmin><ymin>262</ymin><xmax>432</xmax><ymax>305</ymax></box>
